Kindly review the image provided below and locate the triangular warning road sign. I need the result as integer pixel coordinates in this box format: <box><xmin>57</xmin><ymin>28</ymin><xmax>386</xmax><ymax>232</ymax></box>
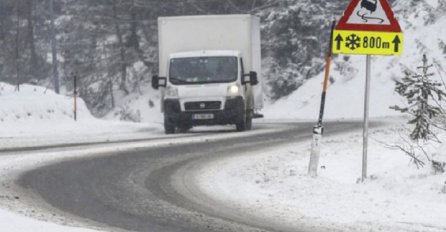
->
<box><xmin>336</xmin><ymin>0</ymin><xmax>402</xmax><ymax>32</ymax></box>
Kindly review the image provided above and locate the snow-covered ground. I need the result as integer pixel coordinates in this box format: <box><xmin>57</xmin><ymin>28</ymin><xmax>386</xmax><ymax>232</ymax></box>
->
<box><xmin>0</xmin><ymin>208</ymin><xmax>100</xmax><ymax>232</ymax></box>
<box><xmin>196</xmin><ymin>121</ymin><xmax>446</xmax><ymax>232</ymax></box>
<box><xmin>206</xmin><ymin>6</ymin><xmax>446</xmax><ymax>230</ymax></box>
<box><xmin>0</xmin><ymin>82</ymin><xmax>164</xmax><ymax>151</ymax></box>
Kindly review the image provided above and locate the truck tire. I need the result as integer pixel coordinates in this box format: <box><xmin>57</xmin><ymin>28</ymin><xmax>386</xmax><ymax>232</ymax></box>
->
<box><xmin>246</xmin><ymin>109</ymin><xmax>253</xmax><ymax>131</ymax></box>
<box><xmin>164</xmin><ymin>117</ymin><xmax>175</xmax><ymax>134</ymax></box>
<box><xmin>236</xmin><ymin>113</ymin><xmax>247</xmax><ymax>132</ymax></box>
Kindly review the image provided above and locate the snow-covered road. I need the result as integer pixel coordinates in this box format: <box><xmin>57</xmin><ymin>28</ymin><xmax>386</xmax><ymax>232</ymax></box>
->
<box><xmin>0</xmin><ymin>122</ymin><xmax>285</xmax><ymax>232</ymax></box>
<box><xmin>6</xmin><ymin>122</ymin><xmax>359</xmax><ymax>232</ymax></box>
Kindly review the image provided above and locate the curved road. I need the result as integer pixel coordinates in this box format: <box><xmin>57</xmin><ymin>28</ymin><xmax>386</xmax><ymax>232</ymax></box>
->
<box><xmin>19</xmin><ymin>122</ymin><xmax>363</xmax><ymax>232</ymax></box>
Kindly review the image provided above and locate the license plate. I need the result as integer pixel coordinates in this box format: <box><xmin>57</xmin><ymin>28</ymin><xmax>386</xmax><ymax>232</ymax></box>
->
<box><xmin>192</xmin><ymin>114</ymin><xmax>214</xmax><ymax>120</ymax></box>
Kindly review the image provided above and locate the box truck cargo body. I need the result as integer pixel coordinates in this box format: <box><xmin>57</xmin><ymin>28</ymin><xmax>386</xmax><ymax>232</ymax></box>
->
<box><xmin>152</xmin><ymin>15</ymin><xmax>263</xmax><ymax>134</ymax></box>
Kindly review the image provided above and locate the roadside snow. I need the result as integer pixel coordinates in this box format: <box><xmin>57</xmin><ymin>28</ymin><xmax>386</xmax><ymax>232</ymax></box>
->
<box><xmin>196</xmin><ymin>120</ymin><xmax>446</xmax><ymax>232</ymax></box>
<box><xmin>248</xmin><ymin>12</ymin><xmax>446</xmax><ymax>231</ymax></box>
<box><xmin>103</xmin><ymin>80</ymin><xmax>163</xmax><ymax>124</ymax></box>
<box><xmin>0</xmin><ymin>82</ymin><xmax>163</xmax><ymax>150</ymax></box>
<box><xmin>0</xmin><ymin>208</ymin><xmax>100</xmax><ymax>232</ymax></box>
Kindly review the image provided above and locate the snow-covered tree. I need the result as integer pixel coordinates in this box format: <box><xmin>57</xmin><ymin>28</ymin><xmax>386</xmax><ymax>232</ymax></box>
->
<box><xmin>388</xmin><ymin>55</ymin><xmax>446</xmax><ymax>172</ymax></box>
<box><xmin>260</xmin><ymin>0</ymin><xmax>346</xmax><ymax>100</ymax></box>
<box><xmin>391</xmin><ymin>55</ymin><xmax>446</xmax><ymax>142</ymax></box>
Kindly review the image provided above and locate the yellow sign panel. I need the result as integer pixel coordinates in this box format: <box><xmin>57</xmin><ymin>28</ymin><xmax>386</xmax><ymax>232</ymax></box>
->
<box><xmin>332</xmin><ymin>30</ymin><xmax>403</xmax><ymax>55</ymax></box>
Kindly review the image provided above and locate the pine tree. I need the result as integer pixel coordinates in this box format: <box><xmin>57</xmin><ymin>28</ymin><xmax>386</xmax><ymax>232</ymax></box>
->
<box><xmin>391</xmin><ymin>54</ymin><xmax>446</xmax><ymax>141</ymax></box>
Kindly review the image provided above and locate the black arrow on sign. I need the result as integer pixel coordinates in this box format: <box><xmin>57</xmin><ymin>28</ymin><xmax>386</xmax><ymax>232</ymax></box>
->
<box><xmin>392</xmin><ymin>35</ymin><xmax>401</xmax><ymax>53</ymax></box>
<box><xmin>335</xmin><ymin>34</ymin><xmax>343</xmax><ymax>50</ymax></box>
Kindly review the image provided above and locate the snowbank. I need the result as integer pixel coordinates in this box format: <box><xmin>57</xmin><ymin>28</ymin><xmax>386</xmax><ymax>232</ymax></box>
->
<box><xmin>0</xmin><ymin>208</ymin><xmax>100</xmax><ymax>232</ymax></box>
<box><xmin>0</xmin><ymin>82</ymin><xmax>95</xmax><ymax>123</ymax></box>
<box><xmin>103</xmin><ymin>81</ymin><xmax>163</xmax><ymax>124</ymax></box>
<box><xmin>0</xmin><ymin>82</ymin><xmax>161</xmax><ymax>143</ymax></box>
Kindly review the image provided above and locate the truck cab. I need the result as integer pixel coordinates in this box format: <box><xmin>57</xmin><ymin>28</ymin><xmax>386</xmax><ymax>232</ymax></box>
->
<box><xmin>153</xmin><ymin>50</ymin><xmax>258</xmax><ymax>133</ymax></box>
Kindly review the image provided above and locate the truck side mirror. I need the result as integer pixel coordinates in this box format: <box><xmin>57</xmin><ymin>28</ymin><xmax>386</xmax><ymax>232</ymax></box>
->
<box><xmin>249</xmin><ymin>71</ymin><xmax>258</xmax><ymax>86</ymax></box>
<box><xmin>152</xmin><ymin>75</ymin><xmax>167</xmax><ymax>89</ymax></box>
<box><xmin>242</xmin><ymin>71</ymin><xmax>258</xmax><ymax>86</ymax></box>
<box><xmin>152</xmin><ymin>75</ymin><xmax>159</xmax><ymax>89</ymax></box>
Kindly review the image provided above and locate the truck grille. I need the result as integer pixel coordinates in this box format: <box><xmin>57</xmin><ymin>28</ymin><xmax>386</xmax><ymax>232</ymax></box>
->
<box><xmin>184</xmin><ymin>101</ymin><xmax>221</xmax><ymax>111</ymax></box>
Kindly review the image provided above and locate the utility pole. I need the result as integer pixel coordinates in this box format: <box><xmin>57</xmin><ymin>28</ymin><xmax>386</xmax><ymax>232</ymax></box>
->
<box><xmin>50</xmin><ymin>0</ymin><xmax>59</xmax><ymax>94</ymax></box>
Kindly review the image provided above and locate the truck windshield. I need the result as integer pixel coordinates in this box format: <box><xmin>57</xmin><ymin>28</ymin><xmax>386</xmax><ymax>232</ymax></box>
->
<box><xmin>169</xmin><ymin>57</ymin><xmax>238</xmax><ymax>84</ymax></box>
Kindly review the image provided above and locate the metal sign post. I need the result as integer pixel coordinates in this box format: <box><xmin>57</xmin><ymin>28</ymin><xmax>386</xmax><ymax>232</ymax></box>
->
<box><xmin>332</xmin><ymin>0</ymin><xmax>403</xmax><ymax>182</ymax></box>
<box><xmin>362</xmin><ymin>55</ymin><xmax>371</xmax><ymax>181</ymax></box>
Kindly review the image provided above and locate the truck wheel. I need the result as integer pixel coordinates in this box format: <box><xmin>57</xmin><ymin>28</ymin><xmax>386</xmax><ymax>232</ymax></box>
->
<box><xmin>164</xmin><ymin>117</ymin><xmax>176</xmax><ymax>134</ymax></box>
<box><xmin>246</xmin><ymin>110</ymin><xmax>253</xmax><ymax>131</ymax></box>
<box><xmin>236</xmin><ymin>113</ymin><xmax>247</xmax><ymax>132</ymax></box>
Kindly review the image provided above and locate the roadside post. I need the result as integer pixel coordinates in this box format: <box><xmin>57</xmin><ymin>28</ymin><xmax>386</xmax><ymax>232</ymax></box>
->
<box><xmin>73</xmin><ymin>75</ymin><xmax>77</xmax><ymax>121</ymax></box>
<box><xmin>308</xmin><ymin>21</ymin><xmax>336</xmax><ymax>177</ymax></box>
<box><xmin>332</xmin><ymin>0</ymin><xmax>403</xmax><ymax>181</ymax></box>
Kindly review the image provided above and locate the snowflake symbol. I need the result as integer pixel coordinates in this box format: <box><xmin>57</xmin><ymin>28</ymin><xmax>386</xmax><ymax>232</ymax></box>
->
<box><xmin>345</xmin><ymin>34</ymin><xmax>361</xmax><ymax>50</ymax></box>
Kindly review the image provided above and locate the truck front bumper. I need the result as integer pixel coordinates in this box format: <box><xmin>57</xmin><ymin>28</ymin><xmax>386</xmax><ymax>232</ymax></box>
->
<box><xmin>164</xmin><ymin>97</ymin><xmax>244</xmax><ymax>126</ymax></box>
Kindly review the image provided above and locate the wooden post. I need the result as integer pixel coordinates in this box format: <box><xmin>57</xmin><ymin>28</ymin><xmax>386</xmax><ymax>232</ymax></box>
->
<box><xmin>308</xmin><ymin>21</ymin><xmax>336</xmax><ymax>177</ymax></box>
<box><xmin>74</xmin><ymin>75</ymin><xmax>77</xmax><ymax>121</ymax></box>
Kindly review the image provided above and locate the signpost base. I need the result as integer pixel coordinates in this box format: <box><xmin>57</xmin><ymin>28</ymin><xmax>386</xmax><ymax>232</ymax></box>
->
<box><xmin>309</xmin><ymin>126</ymin><xmax>323</xmax><ymax>177</ymax></box>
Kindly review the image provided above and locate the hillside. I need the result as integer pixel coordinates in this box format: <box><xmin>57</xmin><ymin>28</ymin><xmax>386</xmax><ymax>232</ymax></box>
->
<box><xmin>104</xmin><ymin>0</ymin><xmax>446</xmax><ymax>123</ymax></box>
<box><xmin>264</xmin><ymin>0</ymin><xmax>446</xmax><ymax>120</ymax></box>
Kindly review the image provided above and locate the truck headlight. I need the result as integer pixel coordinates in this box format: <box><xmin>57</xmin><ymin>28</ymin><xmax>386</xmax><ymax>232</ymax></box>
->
<box><xmin>165</xmin><ymin>86</ymin><xmax>179</xmax><ymax>98</ymax></box>
<box><xmin>227</xmin><ymin>85</ymin><xmax>240</xmax><ymax>96</ymax></box>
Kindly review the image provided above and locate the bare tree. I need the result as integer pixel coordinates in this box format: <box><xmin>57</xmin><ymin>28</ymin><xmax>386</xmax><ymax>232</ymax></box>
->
<box><xmin>15</xmin><ymin>0</ymin><xmax>21</xmax><ymax>91</ymax></box>
<box><xmin>112</xmin><ymin>0</ymin><xmax>129</xmax><ymax>95</ymax></box>
<box><xmin>25</xmin><ymin>0</ymin><xmax>37</xmax><ymax>79</ymax></box>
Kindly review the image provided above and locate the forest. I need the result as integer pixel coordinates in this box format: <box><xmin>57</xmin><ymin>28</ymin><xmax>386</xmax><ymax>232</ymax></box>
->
<box><xmin>0</xmin><ymin>0</ymin><xmax>345</xmax><ymax>116</ymax></box>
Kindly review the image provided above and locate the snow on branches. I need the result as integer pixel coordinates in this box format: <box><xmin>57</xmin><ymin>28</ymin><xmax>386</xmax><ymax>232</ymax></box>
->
<box><xmin>390</xmin><ymin>54</ymin><xmax>446</xmax><ymax>173</ymax></box>
<box><xmin>391</xmin><ymin>54</ymin><xmax>446</xmax><ymax>142</ymax></box>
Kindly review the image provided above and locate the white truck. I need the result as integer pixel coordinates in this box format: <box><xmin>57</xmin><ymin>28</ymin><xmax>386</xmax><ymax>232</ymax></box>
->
<box><xmin>152</xmin><ymin>14</ymin><xmax>263</xmax><ymax>134</ymax></box>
